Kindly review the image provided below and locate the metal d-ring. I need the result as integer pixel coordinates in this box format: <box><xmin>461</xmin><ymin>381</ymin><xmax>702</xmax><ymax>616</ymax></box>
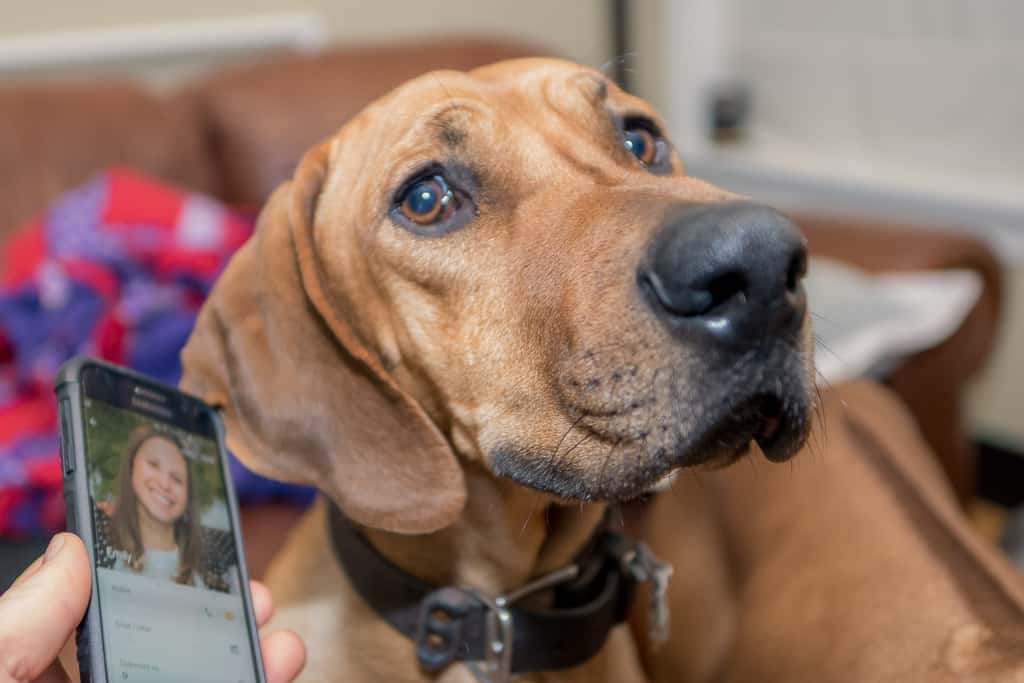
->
<box><xmin>462</xmin><ymin>564</ymin><xmax>581</xmax><ymax>683</ymax></box>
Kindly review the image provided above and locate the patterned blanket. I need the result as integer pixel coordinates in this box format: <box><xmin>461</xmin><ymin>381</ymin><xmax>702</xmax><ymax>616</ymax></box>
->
<box><xmin>0</xmin><ymin>169</ymin><xmax>314</xmax><ymax>538</ymax></box>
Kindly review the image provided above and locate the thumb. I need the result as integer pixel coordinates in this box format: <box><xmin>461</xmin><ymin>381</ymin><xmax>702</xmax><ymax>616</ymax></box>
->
<box><xmin>0</xmin><ymin>533</ymin><xmax>91</xmax><ymax>682</ymax></box>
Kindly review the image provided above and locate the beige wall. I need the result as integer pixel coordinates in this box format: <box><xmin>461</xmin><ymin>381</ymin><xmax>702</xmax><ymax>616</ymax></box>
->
<box><xmin>0</xmin><ymin>1</ymin><xmax>611</xmax><ymax>83</ymax></box>
<box><xmin>0</xmin><ymin>0</ymin><xmax>603</xmax><ymax>51</ymax></box>
<box><xmin>0</xmin><ymin>2</ymin><xmax>681</xmax><ymax>106</ymax></box>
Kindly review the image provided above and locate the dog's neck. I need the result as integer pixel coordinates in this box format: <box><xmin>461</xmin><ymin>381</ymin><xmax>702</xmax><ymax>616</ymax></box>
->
<box><xmin>363</xmin><ymin>462</ymin><xmax>607</xmax><ymax>596</ymax></box>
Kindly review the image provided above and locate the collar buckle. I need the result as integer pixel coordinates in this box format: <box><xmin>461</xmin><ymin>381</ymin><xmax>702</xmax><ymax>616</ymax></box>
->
<box><xmin>461</xmin><ymin>587</ymin><xmax>513</xmax><ymax>683</ymax></box>
<box><xmin>416</xmin><ymin>564</ymin><xmax>581</xmax><ymax>683</ymax></box>
<box><xmin>470</xmin><ymin>564</ymin><xmax>581</xmax><ymax>683</ymax></box>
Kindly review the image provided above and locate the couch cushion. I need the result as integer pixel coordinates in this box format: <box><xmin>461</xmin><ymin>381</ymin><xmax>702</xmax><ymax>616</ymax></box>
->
<box><xmin>0</xmin><ymin>82</ymin><xmax>219</xmax><ymax>244</ymax></box>
<box><xmin>193</xmin><ymin>37</ymin><xmax>546</xmax><ymax>206</ymax></box>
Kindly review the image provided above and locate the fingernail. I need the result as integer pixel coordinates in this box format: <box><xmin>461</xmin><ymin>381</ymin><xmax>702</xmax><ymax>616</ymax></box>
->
<box><xmin>44</xmin><ymin>534</ymin><xmax>66</xmax><ymax>563</ymax></box>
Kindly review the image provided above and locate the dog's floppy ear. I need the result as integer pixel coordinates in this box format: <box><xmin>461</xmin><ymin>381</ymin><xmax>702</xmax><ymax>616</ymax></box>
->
<box><xmin>181</xmin><ymin>143</ymin><xmax>466</xmax><ymax>534</ymax></box>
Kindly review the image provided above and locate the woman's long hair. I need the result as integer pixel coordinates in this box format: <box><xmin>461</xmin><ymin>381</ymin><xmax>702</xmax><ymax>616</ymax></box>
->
<box><xmin>109</xmin><ymin>425</ymin><xmax>201</xmax><ymax>585</ymax></box>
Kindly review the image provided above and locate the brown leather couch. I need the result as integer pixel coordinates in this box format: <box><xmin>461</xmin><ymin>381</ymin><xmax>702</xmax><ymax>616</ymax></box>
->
<box><xmin>0</xmin><ymin>37</ymin><xmax>1002</xmax><ymax>576</ymax></box>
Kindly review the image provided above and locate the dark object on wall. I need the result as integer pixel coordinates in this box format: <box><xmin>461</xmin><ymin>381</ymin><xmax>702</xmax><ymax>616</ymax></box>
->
<box><xmin>609</xmin><ymin>0</ymin><xmax>632</xmax><ymax>92</ymax></box>
<box><xmin>709</xmin><ymin>81</ymin><xmax>752</xmax><ymax>143</ymax></box>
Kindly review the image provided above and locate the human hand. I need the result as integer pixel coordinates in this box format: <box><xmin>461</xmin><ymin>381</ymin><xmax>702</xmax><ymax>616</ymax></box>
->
<box><xmin>0</xmin><ymin>533</ymin><xmax>305</xmax><ymax>682</ymax></box>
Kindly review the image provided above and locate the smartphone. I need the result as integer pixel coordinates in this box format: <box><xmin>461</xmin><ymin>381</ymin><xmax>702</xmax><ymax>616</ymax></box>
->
<box><xmin>55</xmin><ymin>356</ymin><xmax>267</xmax><ymax>683</ymax></box>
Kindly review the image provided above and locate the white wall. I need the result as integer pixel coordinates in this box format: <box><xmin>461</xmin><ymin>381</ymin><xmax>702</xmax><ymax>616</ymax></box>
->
<box><xmin>728</xmin><ymin>0</ymin><xmax>1023</xmax><ymax>189</ymax></box>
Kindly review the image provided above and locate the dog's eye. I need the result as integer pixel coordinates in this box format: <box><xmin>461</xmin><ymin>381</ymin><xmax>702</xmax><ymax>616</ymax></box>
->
<box><xmin>621</xmin><ymin>118</ymin><xmax>673</xmax><ymax>174</ymax></box>
<box><xmin>624</xmin><ymin>127</ymin><xmax>657</xmax><ymax>165</ymax></box>
<box><xmin>399</xmin><ymin>175</ymin><xmax>456</xmax><ymax>225</ymax></box>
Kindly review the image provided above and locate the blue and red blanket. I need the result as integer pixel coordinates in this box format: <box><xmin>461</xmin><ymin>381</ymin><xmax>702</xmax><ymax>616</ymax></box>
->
<box><xmin>0</xmin><ymin>169</ymin><xmax>314</xmax><ymax>537</ymax></box>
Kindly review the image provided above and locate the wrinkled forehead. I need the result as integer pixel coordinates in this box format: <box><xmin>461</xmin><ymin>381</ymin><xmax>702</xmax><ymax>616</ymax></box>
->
<box><xmin>348</xmin><ymin>58</ymin><xmax>662</xmax><ymax>151</ymax></box>
<box><xmin>468</xmin><ymin>57</ymin><xmax>657</xmax><ymax>113</ymax></box>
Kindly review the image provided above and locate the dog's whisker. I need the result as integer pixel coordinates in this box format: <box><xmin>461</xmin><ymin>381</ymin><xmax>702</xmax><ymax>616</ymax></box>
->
<box><xmin>561</xmin><ymin>431</ymin><xmax>594</xmax><ymax>464</ymax></box>
<box><xmin>519</xmin><ymin>496</ymin><xmax>543</xmax><ymax>537</ymax></box>
<box><xmin>809</xmin><ymin>310</ymin><xmax>843</xmax><ymax>326</ymax></box>
<box><xmin>813</xmin><ymin>376</ymin><xmax>829</xmax><ymax>445</ymax></box>
<box><xmin>596</xmin><ymin>438</ymin><xmax>620</xmax><ymax>498</ymax></box>
<box><xmin>577</xmin><ymin>336</ymin><xmax>655</xmax><ymax>360</ymax></box>
<box><xmin>552</xmin><ymin>414</ymin><xmax>585</xmax><ymax>462</ymax></box>
<box><xmin>597</xmin><ymin>52</ymin><xmax>640</xmax><ymax>78</ymax></box>
<box><xmin>810</xmin><ymin>366</ymin><xmax>831</xmax><ymax>462</ymax></box>
<box><xmin>613</xmin><ymin>501</ymin><xmax>625</xmax><ymax>531</ymax></box>
<box><xmin>813</xmin><ymin>334</ymin><xmax>847</xmax><ymax>367</ymax></box>
<box><xmin>665</xmin><ymin>364</ymin><xmax>691</xmax><ymax>467</ymax></box>
<box><xmin>541</xmin><ymin>415</ymin><xmax>587</xmax><ymax>504</ymax></box>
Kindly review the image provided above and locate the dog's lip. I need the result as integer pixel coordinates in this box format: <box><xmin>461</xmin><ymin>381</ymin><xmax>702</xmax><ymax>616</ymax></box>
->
<box><xmin>568</xmin><ymin>389</ymin><xmax>804</xmax><ymax>466</ymax></box>
<box><xmin>751</xmin><ymin>393</ymin><xmax>808</xmax><ymax>463</ymax></box>
<box><xmin>679</xmin><ymin>391</ymin><xmax>806</xmax><ymax>467</ymax></box>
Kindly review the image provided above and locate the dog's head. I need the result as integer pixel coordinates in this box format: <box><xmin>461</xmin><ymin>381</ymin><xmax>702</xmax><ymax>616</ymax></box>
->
<box><xmin>181</xmin><ymin>58</ymin><xmax>814</xmax><ymax>534</ymax></box>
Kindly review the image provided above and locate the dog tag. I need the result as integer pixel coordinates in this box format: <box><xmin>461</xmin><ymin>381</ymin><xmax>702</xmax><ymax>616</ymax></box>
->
<box><xmin>628</xmin><ymin>542</ymin><xmax>673</xmax><ymax>646</ymax></box>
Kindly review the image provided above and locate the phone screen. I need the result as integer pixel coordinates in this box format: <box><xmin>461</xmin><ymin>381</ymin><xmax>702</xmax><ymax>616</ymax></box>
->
<box><xmin>79</xmin><ymin>367</ymin><xmax>260</xmax><ymax>683</ymax></box>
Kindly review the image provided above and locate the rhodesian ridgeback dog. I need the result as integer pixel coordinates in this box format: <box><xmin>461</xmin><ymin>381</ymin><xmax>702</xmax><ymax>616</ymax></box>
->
<box><xmin>181</xmin><ymin>58</ymin><xmax>1024</xmax><ymax>681</ymax></box>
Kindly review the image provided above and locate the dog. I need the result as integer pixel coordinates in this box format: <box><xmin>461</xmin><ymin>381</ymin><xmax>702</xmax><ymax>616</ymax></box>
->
<box><xmin>180</xmin><ymin>57</ymin><xmax>817</xmax><ymax>682</ymax></box>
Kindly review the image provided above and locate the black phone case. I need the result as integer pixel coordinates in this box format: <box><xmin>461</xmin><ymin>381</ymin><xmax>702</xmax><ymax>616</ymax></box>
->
<box><xmin>54</xmin><ymin>356</ymin><xmax>268</xmax><ymax>683</ymax></box>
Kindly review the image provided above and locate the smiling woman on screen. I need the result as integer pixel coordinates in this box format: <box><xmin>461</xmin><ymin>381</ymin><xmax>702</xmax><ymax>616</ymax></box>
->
<box><xmin>92</xmin><ymin>424</ymin><xmax>235</xmax><ymax>592</ymax></box>
<box><xmin>109</xmin><ymin>426</ymin><xmax>201</xmax><ymax>585</ymax></box>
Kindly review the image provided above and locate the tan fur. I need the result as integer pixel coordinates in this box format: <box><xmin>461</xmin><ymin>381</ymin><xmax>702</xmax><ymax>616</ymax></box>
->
<box><xmin>181</xmin><ymin>58</ymin><xmax>1023</xmax><ymax>682</ymax></box>
<box><xmin>628</xmin><ymin>382</ymin><xmax>1024</xmax><ymax>682</ymax></box>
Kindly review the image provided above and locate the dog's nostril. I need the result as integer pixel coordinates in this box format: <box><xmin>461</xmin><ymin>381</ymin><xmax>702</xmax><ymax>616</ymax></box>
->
<box><xmin>705</xmin><ymin>270</ymin><xmax>747</xmax><ymax>314</ymax></box>
<box><xmin>786</xmin><ymin>248</ymin><xmax>808</xmax><ymax>293</ymax></box>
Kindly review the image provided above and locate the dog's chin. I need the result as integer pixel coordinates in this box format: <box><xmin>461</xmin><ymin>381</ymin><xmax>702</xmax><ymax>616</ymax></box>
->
<box><xmin>491</xmin><ymin>381</ymin><xmax>813</xmax><ymax>503</ymax></box>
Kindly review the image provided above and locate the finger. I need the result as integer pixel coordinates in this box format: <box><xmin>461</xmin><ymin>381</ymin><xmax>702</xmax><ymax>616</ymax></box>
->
<box><xmin>249</xmin><ymin>580</ymin><xmax>274</xmax><ymax>626</ymax></box>
<box><xmin>0</xmin><ymin>534</ymin><xmax>89</xmax><ymax>683</ymax></box>
<box><xmin>28</xmin><ymin>660</ymin><xmax>72</xmax><ymax>683</ymax></box>
<box><xmin>58</xmin><ymin>633</ymin><xmax>80</xmax><ymax>683</ymax></box>
<box><xmin>261</xmin><ymin>630</ymin><xmax>306</xmax><ymax>683</ymax></box>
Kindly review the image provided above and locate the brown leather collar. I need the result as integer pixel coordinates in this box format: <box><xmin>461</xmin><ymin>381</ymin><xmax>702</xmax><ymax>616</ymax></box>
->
<box><xmin>327</xmin><ymin>503</ymin><xmax>670</xmax><ymax>680</ymax></box>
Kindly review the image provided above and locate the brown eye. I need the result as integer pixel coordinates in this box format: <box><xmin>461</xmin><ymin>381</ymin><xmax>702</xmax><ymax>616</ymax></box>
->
<box><xmin>624</xmin><ymin>126</ymin><xmax>658</xmax><ymax>166</ymax></box>
<box><xmin>399</xmin><ymin>175</ymin><xmax>455</xmax><ymax>225</ymax></box>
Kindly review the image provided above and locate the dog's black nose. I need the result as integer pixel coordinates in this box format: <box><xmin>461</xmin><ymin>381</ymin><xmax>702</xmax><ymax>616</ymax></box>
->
<box><xmin>639</xmin><ymin>201</ymin><xmax>808</xmax><ymax>348</ymax></box>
